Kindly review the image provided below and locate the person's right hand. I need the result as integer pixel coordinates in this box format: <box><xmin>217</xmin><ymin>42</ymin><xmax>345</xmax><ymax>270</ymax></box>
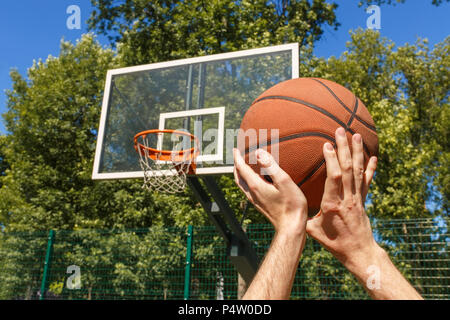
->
<box><xmin>306</xmin><ymin>127</ymin><xmax>379</xmax><ymax>269</ymax></box>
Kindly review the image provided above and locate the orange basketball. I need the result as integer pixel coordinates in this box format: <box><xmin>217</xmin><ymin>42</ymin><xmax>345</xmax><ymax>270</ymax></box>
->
<box><xmin>239</xmin><ymin>77</ymin><xmax>378</xmax><ymax>216</ymax></box>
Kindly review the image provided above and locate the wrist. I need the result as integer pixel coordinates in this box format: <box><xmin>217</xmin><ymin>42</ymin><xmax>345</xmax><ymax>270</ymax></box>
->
<box><xmin>344</xmin><ymin>242</ymin><xmax>388</xmax><ymax>279</ymax></box>
<box><xmin>275</xmin><ymin>226</ymin><xmax>306</xmax><ymax>242</ymax></box>
<box><xmin>273</xmin><ymin>227</ymin><xmax>307</xmax><ymax>259</ymax></box>
<box><xmin>275</xmin><ymin>210</ymin><xmax>308</xmax><ymax>238</ymax></box>
<box><xmin>343</xmin><ymin>243</ymin><xmax>423</xmax><ymax>300</ymax></box>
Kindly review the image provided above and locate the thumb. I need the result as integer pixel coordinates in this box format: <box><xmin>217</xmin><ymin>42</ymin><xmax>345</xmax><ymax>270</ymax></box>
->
<box><xmin>305</xmin><ymin>213</ymin><xmax>326</xmax><ymax>243</ymax></box>
<box><xmin>305</xmin><ymin>216</ymin><xmax>320</xmax><ymax>237</ymax></box>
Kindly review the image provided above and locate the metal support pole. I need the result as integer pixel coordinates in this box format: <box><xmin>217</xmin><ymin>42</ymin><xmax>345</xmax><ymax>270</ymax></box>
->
<box><xmin>202</xmin><ymin>176</ymin><xmax>259</xmax><ymax>284</ymax></box>
<box><xmin>40</xmin><ymin>230</ymin><xmax>55</xmax><ymax>300</ymax></box>
<box><xmin>184</xmin><ymin>225</ymin><xmax>194</xmax><ymax>300</ymax></box>
<box><xmin>186</xmin><ymin>176</ymin><xmax>259</xmax><ymax>284</ymax></box>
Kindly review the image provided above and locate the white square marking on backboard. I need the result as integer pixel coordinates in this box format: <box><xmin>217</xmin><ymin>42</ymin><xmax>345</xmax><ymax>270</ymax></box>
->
<box><xmin>157</xmin><ymin>107</ymin><xmax>225</xmax><ymax>163</ymax></box>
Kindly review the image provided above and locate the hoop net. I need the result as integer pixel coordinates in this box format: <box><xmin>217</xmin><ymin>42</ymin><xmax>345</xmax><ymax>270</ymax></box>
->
<box><xmin>134</xmin><ymin>130</ymin><xmax>199</xmax><ymax>194</ymax></box>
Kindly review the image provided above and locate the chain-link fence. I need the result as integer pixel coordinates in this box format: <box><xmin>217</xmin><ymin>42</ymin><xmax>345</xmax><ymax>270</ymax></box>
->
<box><xmin>0</xmin><ymin>218</ymin><xmax>448</xmax><ymax>300</ymax></box>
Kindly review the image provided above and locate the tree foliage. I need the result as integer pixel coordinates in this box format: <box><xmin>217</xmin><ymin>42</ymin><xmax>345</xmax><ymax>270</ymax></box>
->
<box><xmin>0</xmin><ymin>35</ymin><xmax>207</xmax><ymax>231</ymax></box>
<box><xmin>308</xmin><ymin>30</ymin><xmax>449</xmax><ymax>218</ymax></box>
<box><xmin>88</xmin><ymin>0</ymin><xmax>339</xmax><ymax>65</ymax></box>
<box><xmin>0</xmin><ymin>135</ymin><xmax>9</xmax><ymax>189</ymax></box>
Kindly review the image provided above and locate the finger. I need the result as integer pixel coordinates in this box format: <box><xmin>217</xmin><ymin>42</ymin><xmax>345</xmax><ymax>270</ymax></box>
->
<box><xmin>233</xmin><ymin>166</ymin><xmax>255</xmax><ymax>203</ymax></box>
<box><xmin>352</xmin><ymin>134</ymin><xmax>364</xmax><ymax>197</ymax></box>
<box><xmin>335</xmin><ymin>127</ymin><xmax>354</xmax><ymax>197</ymax></box>
<box><xmin>255</xmin><ymin>149</ymin><xmax>293</xmax><ymax>190</ymax></box>
<box><xmin>322</xmin><ymin>142</ymin><xmax>342</xmax><ymax>198</ymax></box>
<box><xmin>362</xmin><ymin>156</ymin><xmax>377</xmax><ymax>201</ymax></box>
<box><xmin>233</xmin><ymin>148</ymin><xmax>264</xmax><ymax>193</ymax></box>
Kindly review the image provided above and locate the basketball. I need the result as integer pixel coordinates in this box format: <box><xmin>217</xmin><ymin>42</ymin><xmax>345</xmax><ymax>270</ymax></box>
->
<box><xmin>239</xmin><ymin>77</ymin><xmax>379</xmax><ymax>216</ymax></box>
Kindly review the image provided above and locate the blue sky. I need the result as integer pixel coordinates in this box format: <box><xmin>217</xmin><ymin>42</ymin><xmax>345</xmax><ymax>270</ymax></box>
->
<box><xmin>0</xmin><ymin>1</ymin><xmax>449</xmax><ymax>134</ymax></box>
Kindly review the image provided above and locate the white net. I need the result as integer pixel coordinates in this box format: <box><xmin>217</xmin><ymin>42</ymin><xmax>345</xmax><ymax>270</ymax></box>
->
<box><xmin>135</xmin><ymin>132</ymin><xmax>196</xmax><ymax>194</ymax></box>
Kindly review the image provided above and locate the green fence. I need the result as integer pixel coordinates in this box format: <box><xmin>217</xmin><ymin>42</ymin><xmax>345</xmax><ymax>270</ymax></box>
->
<box><xmin>0</xmin><ymin>218</ymin><xmax>448</xmax><ymax>300</ymax></box>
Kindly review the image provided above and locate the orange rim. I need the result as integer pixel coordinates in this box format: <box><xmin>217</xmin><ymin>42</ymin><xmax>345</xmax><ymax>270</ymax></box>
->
<box><xmin>134</xmin><ymin>129</ymin><xmax>200</xmax><ymax>162</ymax></box>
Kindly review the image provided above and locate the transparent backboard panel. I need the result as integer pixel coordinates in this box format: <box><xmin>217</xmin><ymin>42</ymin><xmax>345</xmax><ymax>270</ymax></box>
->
<box><xmin>93</xmin><ymin>44</ymin><xmax>298</xmax><ymax>179</ymax></box>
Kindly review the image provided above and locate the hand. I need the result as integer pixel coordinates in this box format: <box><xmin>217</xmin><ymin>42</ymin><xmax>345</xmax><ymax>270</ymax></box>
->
<box><xmin>234</xmin><ymin>147</ymin><xmax>308</xmax><ymax>299</ymax></box>
<box><xmin>306</xmin><ymin>127</ymin><xmax>378</xmax><ymax>269</ymax></box>
<box><xmin>233</xmin><ymin>148</ymin><xmax>308</xmax><ymax>235</ymax></box>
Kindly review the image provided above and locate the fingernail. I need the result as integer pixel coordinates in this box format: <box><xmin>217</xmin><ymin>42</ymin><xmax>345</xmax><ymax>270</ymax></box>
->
<box><xmin>353</xmin><ymin>134</ymin><xmax>362</xmax><ymax>143</ymax></box>
<box><xmin>325</xmin><ymin>142</ymin><xmax>334</xmax><ymax>151</ymax></box>
<box><xmin>256</xmin><ymin>148</ymin><xmax>266</xmax><ymax>158</ymax></box>
<box><xmin>256</xmin><ymin>149</ymin><xmax>271</xmax><ymax>165</ymax></box>
<box><xmin>336</xmin><ymin>127</ymin><xmax>345</xmax><ymax>137</ymax></box>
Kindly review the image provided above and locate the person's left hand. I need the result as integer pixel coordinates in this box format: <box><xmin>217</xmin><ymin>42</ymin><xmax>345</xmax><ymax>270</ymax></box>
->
<box><xmin>233</xmin><ymin>148</ymin><xmax>308</xmax><ymax>235</ymax></box>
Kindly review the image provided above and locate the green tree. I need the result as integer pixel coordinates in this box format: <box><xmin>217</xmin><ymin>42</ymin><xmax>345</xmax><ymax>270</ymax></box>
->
<box><xmin>0</xmin><ymin>36</ymin><xmax>213</xmax><ymax>232</ymax></box>
<box><xmin>307</xmin><ymin>30</ymin><xmax>449</xmax><ymax>219</ymax></box>
<box><xmin>0</xmin><ymin>231</ymin><xmax>48</xmax><ymax>299</ymax></box>
<box><xmin>1</xmin><ymin>34</ymin><xmax>211</xmax><ymax>231</ymax></box>
<box><xmin>0</xmin><ymin>135</ymin><xmax>8</xmax><ymax>181</ymax></box>
<box><xmin>0</xmin><ymin>35</ymin><xmax>109</xmax><ymax>231</ymax></box>
<box><xmin>88</xmin><ymin>0</ymin><xmax>339</xmax><ymax>65</ymax></box>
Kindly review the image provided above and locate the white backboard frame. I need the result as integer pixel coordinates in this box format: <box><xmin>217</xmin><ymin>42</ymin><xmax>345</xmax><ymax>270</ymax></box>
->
<box><xmin>92</xmin><ymin>43</ymin><xmax>299</xmax><ymax>180</ymax></box>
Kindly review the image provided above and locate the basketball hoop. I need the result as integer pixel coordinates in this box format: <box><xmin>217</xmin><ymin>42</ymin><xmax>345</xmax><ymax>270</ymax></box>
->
<box><xmin>134</xmin><ymin>129</ymin><xmax>199</xmax><ymax>193</ymax></box>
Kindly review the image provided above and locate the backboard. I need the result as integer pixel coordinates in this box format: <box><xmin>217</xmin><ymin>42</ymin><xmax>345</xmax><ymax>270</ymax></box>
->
<box><xmin>92</xmin><ymin>43</ymin><xmax>299</xmax><ymax>180</ymax></box>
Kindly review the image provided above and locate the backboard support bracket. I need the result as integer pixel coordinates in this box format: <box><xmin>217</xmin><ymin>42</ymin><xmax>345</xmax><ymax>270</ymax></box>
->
<box><xmin>186</xmin><ymin>176</ymin><xmax>260</xmax><ymax>285</ymax></box>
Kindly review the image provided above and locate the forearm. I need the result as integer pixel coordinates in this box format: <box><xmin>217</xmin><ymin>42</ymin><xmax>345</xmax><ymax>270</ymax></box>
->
<box><xmin>345</xmin><ymin>244</ymin><xmax>423</xmax><ymax>300</ymax></box>
<box><xmin>243</xmin><ymin>230</ymin><xmax>305</xmax><ymax>300</ymax></box>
